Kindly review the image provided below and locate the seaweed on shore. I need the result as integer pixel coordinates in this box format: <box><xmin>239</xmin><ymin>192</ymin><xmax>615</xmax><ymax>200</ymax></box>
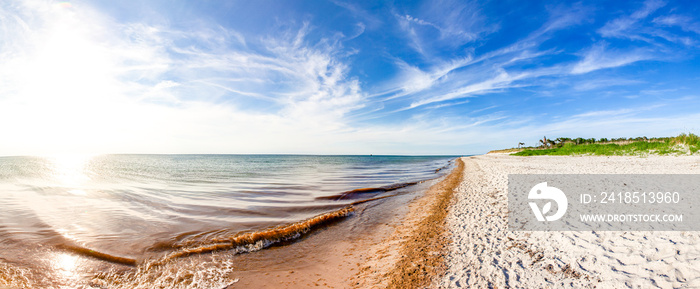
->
<box><xmin>385</xmin><ymin>158</ymin><xmax>465</xmax><ymax>289</ymax></box>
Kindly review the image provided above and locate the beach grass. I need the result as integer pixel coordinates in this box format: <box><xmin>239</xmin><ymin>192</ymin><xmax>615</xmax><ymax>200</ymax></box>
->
<box><xmin>487</xmin><ymin>148</ymin><xmax>524</xmax><ymax>154</ymax></box>
<box><xmin>674</xmin><ymin>133</ymin><xmax>700</xmax><ymax>153</ymax></box>
<box><xmin>512</xmin><ymin>133</ymin><xmax>700</xmax><ymax>156</ymax></box>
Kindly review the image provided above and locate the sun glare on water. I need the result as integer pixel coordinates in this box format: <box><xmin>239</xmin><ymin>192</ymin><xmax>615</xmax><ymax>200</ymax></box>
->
<box><xmin>48</xmin><ymin>153</ymin><xmax>95</xmax><ymax>192</ymax></box>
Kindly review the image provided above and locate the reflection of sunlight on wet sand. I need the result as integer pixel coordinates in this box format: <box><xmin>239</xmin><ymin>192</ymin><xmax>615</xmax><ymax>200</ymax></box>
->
<box><xmin>57</xmin><ymin>253</ymin><xmax>78</xmax><ymax>272</ymax></box>
<box><xmin>52</xmin><ymin>252</ymin><xmax>81</xmax><ymax>285</ymax></box>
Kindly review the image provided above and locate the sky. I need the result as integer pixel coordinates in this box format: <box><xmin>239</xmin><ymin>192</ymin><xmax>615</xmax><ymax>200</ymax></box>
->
<box><xmin>1</xmin><ymin>0</ymin><xmax>700</xmax><ymax>156</ymax></box>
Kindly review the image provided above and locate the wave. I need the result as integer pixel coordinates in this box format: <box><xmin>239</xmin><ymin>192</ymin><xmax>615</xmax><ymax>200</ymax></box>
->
<box><xmin>50</xmin><ymin>206</ymin><xmax>356</xmax><ymax>269</ymax></box>
<box><xmin>145</xmin><ymin>206</ymin><xmax>355</xmax><ymax>268</ymax></box>
<box><xmin>434</xmin><ymin>163</ymin><xmax>451</xmax><ymax>173</ymax></box>
<box><xmin>315</xmin><ymin>181</ymin><xmax>420</xmax><ymax>201</ymax></box>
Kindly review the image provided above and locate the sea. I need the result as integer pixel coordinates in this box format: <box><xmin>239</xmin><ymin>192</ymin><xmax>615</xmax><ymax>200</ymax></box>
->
<box><xmin>0</xmin><ymin>154</ymin><xmax>456</xmax><ymax>288</ymax></box>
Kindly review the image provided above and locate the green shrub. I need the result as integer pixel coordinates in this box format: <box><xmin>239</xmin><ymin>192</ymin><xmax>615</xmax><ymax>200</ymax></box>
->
<box><xmin>512</xmin><ymin>133</ymin><xmax>699</xmax><ymax>156</ymax></box>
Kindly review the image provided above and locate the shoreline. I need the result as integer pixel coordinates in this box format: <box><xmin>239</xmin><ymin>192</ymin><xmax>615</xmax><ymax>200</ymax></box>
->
<box><xmin>358</xmin><ymin>157</ymin><xmax>464</xmax><ymax>288</ymax></box>
<box><xmin>225</xmin><ymin>158</ymin><xmax>463</xmax><ymax>288</ymax></box>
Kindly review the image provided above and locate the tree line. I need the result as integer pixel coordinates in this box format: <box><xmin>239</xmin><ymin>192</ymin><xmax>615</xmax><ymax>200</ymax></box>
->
<box><xmin>524</xmin><ymin>136</ymin><xmax>664</xmax><ymax>149</ymax></box>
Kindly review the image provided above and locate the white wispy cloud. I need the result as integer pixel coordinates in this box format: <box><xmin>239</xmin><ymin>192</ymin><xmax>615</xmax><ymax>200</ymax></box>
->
<box><xmin>598</xmin><ymin>0</ymin><xmax>666</xmax><ymax>40</ymax></box>
<box><xmin>424</xmin><ymin>99</ymin><xmax>471</xmax><ymax>110</ymax></box>
<box><xmin>421</xmin><ymin>0</ymin><xmax>496</xmax><ymax>44</ymax></box>
<box><xmin>570</xmin><ymin>43</ymin><xmax>652</xmax><ymax>74</ymax></box>
<box><xmin>380</xmin><ymin>2</ymin><xmax>589</xmax><ymax>110</ymax></box>
<box><xmin>573</xmin><ymin>78</ymin><xmax>644</xmax><ymax>91</ymax></box>
<box><xmin>596</xmin><ymin>0</ymin><xmax>700</xmax><ymax>47</ymax></box>
<box><xmin>346</xmin><ymin>22</ymin><xmax>366</xmax><ymax>40</ymax></box>
<box><xmin>395</xmin><ymin>13</ymin><xmax>426</xmax><ymax>55</ymax></box>
<box><xmin>409</xmin><ymin>64</ymin><xmax>569</xmax><ymax>109</ymax></box>
<box><xmin>540</xmin><ymin>2</ymin><xmax>592</xmax><ymax>34</ymax></box>
<box><xmin>408</xmin><ymin>70</ymin><xmax>512</xmax><ymax>109</ymax></box>
<box><xmin>402</xmin><ymin>14</ymin><xmax>441</xmax><ymax>30</ymax></box>
<box><xmin>0</xmin><ymin>1</ymin><xmax>367</xmax><ymax>155</ymax></box>
<box><xmin>389</xmin><ymin>57</ymin><xmax>474</xmax><ymax>96</ymax></box>
<box><xmin>393</xmin><ymin>0</ymin><xmax>497</xmax><ymax>56</ymax></box>
<box><xmin>329</xmin><ymin>0</ymin><xmax>383</xmax><ymax>29</ymax></box>
<box><xmin>653</xmin><ymin>14</ymin><xmax>700</xmax><ymax>35</ymax></box>
<box><xmin>131</xmin><ymin>21</ymin><xmax>366</xmax><ymax>125</ymax></box>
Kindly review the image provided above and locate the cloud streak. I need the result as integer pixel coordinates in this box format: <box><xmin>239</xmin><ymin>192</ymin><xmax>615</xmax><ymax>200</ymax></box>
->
<box><xmin>598</xmin><ymin>0</ymin><xmax>666</xmax><ymax>40</ymax></box>
<box><xmin>570</xmin><ymin>43</ymin><xmax>652</xmax><ymax>74</ymax></box>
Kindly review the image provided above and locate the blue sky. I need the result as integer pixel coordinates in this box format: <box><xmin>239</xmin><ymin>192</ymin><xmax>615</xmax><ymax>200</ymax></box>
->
<box><xmin>1</xmin><ymin>0</ymin><xmax>699</xmax><ymax>155</ymax></box>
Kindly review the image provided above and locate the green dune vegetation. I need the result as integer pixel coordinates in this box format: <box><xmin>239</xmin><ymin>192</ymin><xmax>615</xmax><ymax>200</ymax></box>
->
<box><xmin>510</xmin><ymin>133</ymin><xmax>700</xmax><ymax>156</ymax></box>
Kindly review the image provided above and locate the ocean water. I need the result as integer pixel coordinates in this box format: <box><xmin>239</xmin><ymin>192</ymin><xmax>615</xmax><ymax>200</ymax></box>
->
<box><xmin>0</xmin><ymin>154</ymin><xmax>455</xmax><ymax>288</ymax></box>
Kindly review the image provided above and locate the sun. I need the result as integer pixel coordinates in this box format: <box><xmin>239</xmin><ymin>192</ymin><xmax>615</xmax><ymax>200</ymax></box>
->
<box><xmin>3</xmin><ymin>2</ymin><xmax>130</xmax><ymax>155</ymax></box>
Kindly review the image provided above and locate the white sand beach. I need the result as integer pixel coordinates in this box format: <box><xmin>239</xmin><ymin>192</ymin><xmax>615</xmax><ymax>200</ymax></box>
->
<box><xmin>439</xmin><ymin>154</ymin><xmax>700</xmax><ymax>288</ymax></box>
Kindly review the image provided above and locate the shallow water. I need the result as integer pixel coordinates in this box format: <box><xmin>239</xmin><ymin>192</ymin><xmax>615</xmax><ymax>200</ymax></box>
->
<box><xmin>0</xmin><ymin>154</ymin><xmax>454</xmax><ymax>288</ymax></box>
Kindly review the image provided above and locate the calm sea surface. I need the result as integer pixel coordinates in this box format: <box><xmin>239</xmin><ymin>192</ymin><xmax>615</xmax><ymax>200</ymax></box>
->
<box><xmin>0</xmin><ymin>154</ymin><xmax>455</xmax><ymax>288</ymax></box>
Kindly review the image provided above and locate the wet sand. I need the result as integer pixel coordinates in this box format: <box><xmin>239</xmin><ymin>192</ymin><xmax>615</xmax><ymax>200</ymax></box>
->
<box><xmin>357</xmin><ymin>157</ymin><xmax>463</xmax><ymax>288</ymax></box>
<box><xmin>227</xmin><ymin>159</ymin><xmax>465</xmax><ymax>288</ymax></box>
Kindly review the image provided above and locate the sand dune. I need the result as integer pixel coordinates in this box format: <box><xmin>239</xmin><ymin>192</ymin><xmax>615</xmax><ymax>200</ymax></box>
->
<box><xmin>440</xmin><ymin>154</ymin><xmax>700</xmax><ymax>288</ymax></box>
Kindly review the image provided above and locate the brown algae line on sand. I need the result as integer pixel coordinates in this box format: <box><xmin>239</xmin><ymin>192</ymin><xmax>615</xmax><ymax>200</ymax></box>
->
<box><xmin>385</xmin><ymin>158</ymin><xmax>465</xmax><ymax>289</ymax></box>
<box><xmin>57</xmin><ymin>244</ymin><xmax>137</xmax><ymax>266</ymax></box>
<box><xmin>56</xmin><ymin>206</ymin><xmax>356</xmax><ymax>269</ymax></box>
<box><xmin>146</xmin><ymin>206</ymin><xmax>356</xmax><ymax>268</ymax></box>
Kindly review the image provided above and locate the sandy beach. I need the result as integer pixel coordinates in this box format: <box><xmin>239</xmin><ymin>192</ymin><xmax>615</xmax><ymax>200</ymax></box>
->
<box><xmin>5</xmin><ymin>154</ymin><xmax>700</xmax><ymax>288</ymax></box>
<box><xmin>227</xmin><ymin>159</ymin><xmax>465</xmax><ymax>289</ymax></box>
<box><xmin>439</xmin><ymin>154</ymin><xmax>700</xmax><ymax>288</ymax></box>
<box><xmin>106</xmin><ymin>154</ymin><xmax>700</xmax><ymax>288</ymax></box>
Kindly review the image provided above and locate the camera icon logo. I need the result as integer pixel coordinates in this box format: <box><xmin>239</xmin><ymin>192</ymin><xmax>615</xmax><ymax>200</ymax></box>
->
<box><xmin>528</xmin><ymin>182</ymin><xmax>567</xmax><ymax>222</ymax></box>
